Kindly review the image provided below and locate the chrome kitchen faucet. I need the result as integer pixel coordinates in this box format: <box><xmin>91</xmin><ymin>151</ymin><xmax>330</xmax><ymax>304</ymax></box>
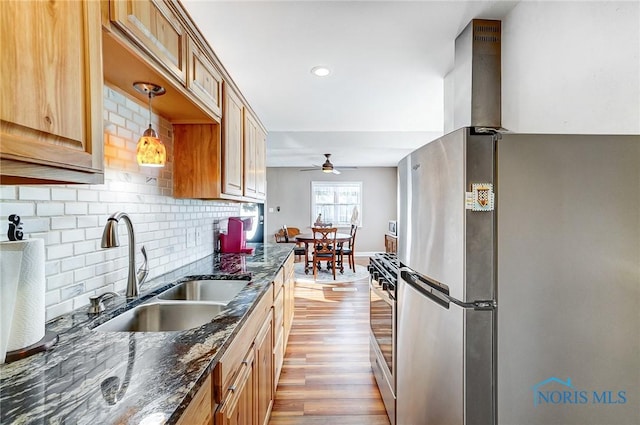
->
<box><xmin>101</xmin><ymin>212</ymin><xmax>149</xmax><ymax>298</ymax></box>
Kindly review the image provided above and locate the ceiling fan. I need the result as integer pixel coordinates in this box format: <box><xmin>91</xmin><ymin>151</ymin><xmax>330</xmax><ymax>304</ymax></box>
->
<box><xmin>300</xmin><ymin>154</ymin><xmax>356</xmax><ymax>175</ymax></box>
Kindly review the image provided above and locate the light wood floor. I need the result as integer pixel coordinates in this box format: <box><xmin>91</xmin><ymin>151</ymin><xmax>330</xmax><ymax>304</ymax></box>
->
<box><xmin>268</xmin><ymin>258</ymin><xmax>391</xmax><ymax>425</ymax></box>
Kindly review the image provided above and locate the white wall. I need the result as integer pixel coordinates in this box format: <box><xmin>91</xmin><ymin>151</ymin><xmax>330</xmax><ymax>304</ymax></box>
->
<box><xmin>0</xmin><ymin>85</ymin><xmax>240</xmax><ymax>320</ymax></box>
<box><xmin>502</xmin><ymin>1</ymin><xmax>639</xmax><ymax>133</ymax></box>
<box><xmin>265</xmin><ymin>167</ymin><xmax>397</xmax><ymax>254</ymax></box>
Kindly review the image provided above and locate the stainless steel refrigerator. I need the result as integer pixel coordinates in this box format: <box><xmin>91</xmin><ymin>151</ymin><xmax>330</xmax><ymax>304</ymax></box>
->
<box><xmin>396</xmin><ymin>128</ymin><xmax>639</xmax><ymax>425</ymax></box>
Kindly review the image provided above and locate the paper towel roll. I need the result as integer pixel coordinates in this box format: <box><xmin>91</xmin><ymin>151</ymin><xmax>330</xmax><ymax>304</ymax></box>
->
<box><xmin>0</xmin><ymin>239</ymin><xmax>45</xmax><ymax>363</ymax></box>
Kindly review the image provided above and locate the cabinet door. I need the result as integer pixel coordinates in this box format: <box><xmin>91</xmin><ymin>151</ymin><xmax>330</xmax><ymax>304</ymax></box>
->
<box><xmin>255</xmin><ymin>314</ymin><xmax>273</xmax><ymax>425</ymax></box>
<box><xmin>216</xmin><ymin>349</ymin><xmax>255</xmax><ymax>425</ymax></box>
<box><xmin>222</xmin><ymin>86</ymin><xmax>244</xmax><ymax>196</ymax></box>
<box><xmin>176</xmin><ymin>375</ymin><xmax>212</xmax><ymax>425</ymax></box>
<box><xmin>243</xmin><ymin>112</ymin><xmax>258</xmax><ymax>198</ymax></box>
<box><xmin>0</xmin><ymin>0</ymin><xmax>103</xmax><ymax>184</ymax></box>
<box><xmin>188</xmin><ymin>37</ymin><xmax>223</xmax><ymax>119</ymax></box>
<box><xmin>110</xmin><ymin>0</ymin><xmax>187</xmax><ymax>83</ymax></box>
<box><xmin>255</xmin><ymin>126</ymin><xmax>267</xmax><ymax>200</ymax></box>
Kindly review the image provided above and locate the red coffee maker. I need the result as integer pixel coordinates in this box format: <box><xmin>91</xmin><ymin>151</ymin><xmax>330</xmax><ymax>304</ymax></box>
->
<box><xmin>219</xmin><ymin>217</ymin><xmax>255</xmax><ymax>254</ymax></box>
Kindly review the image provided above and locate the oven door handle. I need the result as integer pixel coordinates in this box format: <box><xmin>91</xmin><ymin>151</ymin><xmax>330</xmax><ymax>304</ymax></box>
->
<box><xmin>370</xmin><ymin>279</ymin><xmax>394</xmax><ymax>306</ymax></box>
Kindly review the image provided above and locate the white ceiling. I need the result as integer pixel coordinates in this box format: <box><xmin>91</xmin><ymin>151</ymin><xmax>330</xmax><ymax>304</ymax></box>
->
<box><xmin>182</xmin><ymin>0</ymin><xmax>519</xmax><ymax>168</ymax></box>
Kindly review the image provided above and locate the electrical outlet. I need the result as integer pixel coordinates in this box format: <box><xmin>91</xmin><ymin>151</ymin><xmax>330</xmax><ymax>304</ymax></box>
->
<box><xmin>186</xmin><ymin>227</ymin><xmax>195</xmax><ymax>248</ymax></box>
<box><xmin>195</xmin><ymin>228</ymin><xmax>202</xmax><ymax>246</ymax></box>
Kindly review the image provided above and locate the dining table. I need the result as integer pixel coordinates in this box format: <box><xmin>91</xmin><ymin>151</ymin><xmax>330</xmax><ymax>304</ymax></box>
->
<box><xmin>294</xmin><ymin>232</ymin><xmax>352</xmax><ymax>274</ymax></box>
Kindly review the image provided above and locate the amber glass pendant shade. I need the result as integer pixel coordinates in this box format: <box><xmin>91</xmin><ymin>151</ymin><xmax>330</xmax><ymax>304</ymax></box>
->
<box><xmin>133</xmin><ymin>82</ymin><xmax>167</xmax><ymax>168</ymax></box>
<box><xmin>136</xmin><ymin>127</ymin><xmax>166</xmax><ymax>167</ymax></box>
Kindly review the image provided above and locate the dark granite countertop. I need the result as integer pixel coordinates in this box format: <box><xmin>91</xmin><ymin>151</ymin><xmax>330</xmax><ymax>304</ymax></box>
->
<box><xmin>0</xmin><ymin>243</ymin><xmax>293</xmax><ymax>425</ymax></box>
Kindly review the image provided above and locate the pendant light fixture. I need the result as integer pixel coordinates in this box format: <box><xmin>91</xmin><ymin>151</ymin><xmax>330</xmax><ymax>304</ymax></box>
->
<box><xmin>133</xmin><ymin>82</ymin><xmax>166</xmax><ymax>167</ymax></box>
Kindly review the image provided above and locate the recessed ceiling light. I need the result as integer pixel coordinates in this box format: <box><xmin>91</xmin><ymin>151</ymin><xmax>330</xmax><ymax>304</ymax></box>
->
<box><xmin>311</xmin><ymin>66</ymin><xmax>331</xmax><ymax>77</ymax></box>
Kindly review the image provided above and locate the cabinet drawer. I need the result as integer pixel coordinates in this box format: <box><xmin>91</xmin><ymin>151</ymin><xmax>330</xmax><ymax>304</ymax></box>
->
<box><xmin>283</xmin><ymin>252</ymin><xmax>295</xmax><ymax>278</ymax></box>
<box><xmin>272</xmin><ymin>268</ymin><xmax>284</xmax><ymax>299</ymax></box>
<box><xmin>273</xmin><ymin>287</ymin><xmax>284</xmax><ymax>334</ymax></box>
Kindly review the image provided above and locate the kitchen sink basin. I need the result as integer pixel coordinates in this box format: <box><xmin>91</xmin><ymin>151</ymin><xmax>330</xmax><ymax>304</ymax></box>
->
<box><xmin>157</xmin><ymin>280</ymin><xmax>249</xmax><ymax>304</ymax></box>
<box><xmin>94</xmin><ymin>302</ymin><xmax>224</xmax><ymax>332</ymax></box>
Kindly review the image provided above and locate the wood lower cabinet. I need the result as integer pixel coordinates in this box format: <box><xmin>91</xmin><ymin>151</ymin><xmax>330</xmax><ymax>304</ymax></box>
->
<box><xmin>254</xmin><ymin>314</ymin><xmax>274</xmax><ymax>425</ymax></box>
<box><xmin>385</xmin><ymin>234</ymin><xmax>398</xmax><ymax>254</ymax></box>
<box><xmin>0</xmin><ymin>0</ymin><xmax>104</xmax><ymax>184</ymax></box>
<box><xmin>177</xmin><ymin>375</ymin><xmax>213</xmax><ymax>425</ymax></box>
<box><xmin>283</xmin><ymin>253</ymin><xmax>295</xmax><ymax>346</ymax></box>
<box><xmin>216</xmin><ymin>347</ymin><xmax>255</xmax><ymax>425</ymax></box>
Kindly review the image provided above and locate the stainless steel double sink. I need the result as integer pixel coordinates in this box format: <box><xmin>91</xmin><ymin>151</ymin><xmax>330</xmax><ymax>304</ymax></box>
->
<box><xmin>94</xmin><ymin>279</ymin><xmax>250</xmax><ymax>332</ymax></box>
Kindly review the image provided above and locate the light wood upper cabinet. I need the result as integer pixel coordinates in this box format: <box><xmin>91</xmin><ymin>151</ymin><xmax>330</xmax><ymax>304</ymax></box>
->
<box><xmin>109</xmin><ymin>0</ymin><xmax>187</xmax><ymax>84</ymax></box>
<box><xmin>243</xmin><ymin>112</ymin><xmax>258</xmax><ymax>198</ymax></box>
<box><xmin>0</xmin><ymin>0</ymin><xmax>104</xmax><ymax>184</ymax></box>
<box><xmin>222</xmin><ymin>86</ymin><xmax>244</xmax><ymax>197</ymax></box>
<box><xmin>242</xmin><ymin>110</ymin><xmax>267</xmax><ymax>201</ymax></box>
<box><xmin>188</xmin><ymin>37</ymin><xmax>223</xmax><ymax>119</ymax></box>
<box><xmin>255</xmin><ymin>126</ymin><xmax>267</xmax><ymax>200</ymax></box>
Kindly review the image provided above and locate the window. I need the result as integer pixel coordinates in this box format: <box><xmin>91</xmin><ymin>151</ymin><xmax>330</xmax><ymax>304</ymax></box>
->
<box><xmin>311</xmin><ymin>181</ymin><xmax>362</xmax><ymax>227</ymax></box>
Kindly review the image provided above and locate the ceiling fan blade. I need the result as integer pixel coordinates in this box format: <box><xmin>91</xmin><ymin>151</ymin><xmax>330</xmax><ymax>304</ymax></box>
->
<box><xmin>299</xmin><ymin>168</ymin><xmax>318</xmax><ymax>172</ymax></box>
<box><xmin>332</xmin><ymin>169</ymin><xmax>341</xmax><ymax>175</ymax></box>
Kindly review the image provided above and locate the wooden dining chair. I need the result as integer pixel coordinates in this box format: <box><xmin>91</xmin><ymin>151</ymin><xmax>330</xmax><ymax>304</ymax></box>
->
<box><xmin>338</xmin><ymin>224</ymin><xmax>358</xmax><ymax>272</ymax></box>
<box><xmin>286</xmin><ymin>227</ymin><xmax>308</xmax><ymax>261</ymax></box>
<box><xmin>311</xmin><ymin>227</ymin><xmax>338</xmax><ymax>280</ymax></box>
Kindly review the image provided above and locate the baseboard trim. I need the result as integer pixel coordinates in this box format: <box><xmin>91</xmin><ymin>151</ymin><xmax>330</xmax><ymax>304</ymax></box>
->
<box><xmin>355</xmin><ymin>251</ymin><xmax>380</xmax><ymax>258</ymax></box>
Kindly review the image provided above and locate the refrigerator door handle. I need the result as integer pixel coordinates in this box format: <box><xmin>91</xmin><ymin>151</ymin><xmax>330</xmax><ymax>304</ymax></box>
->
<box><xmin>449</xmin><ymin>298</ymin><xmax>496</xmax><ymax>310</ymax></box>
<box><xmin>401</xmin><ymin>268</ymin><xmax>496</xmax><ymax>311</ymax></box>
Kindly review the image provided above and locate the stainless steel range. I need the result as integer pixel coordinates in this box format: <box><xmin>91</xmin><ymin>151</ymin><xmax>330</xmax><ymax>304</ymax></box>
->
<box><xmin>368</xmin><ymin>252</ymin><xmax>398</xmax><ymax>425</ymax></box>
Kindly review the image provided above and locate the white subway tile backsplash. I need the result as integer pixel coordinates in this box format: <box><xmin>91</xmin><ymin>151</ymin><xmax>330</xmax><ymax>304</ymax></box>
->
<box><xmin>77</xmin><ymin>216</ymin><xmax>99</xmax><ymax>228</ymax></box>
<box><xmin>88</xmin><ymin>203</ymin><xmax>109</xmax><ymax>215</ymax></box>
<box><xmin>77</xmin><ymin>190</ymin><xmax>99</xmax><ymax>202</ymax></box>
<box><xmin>51</xmin><ymin>216</ymin><xmax>76</xmax><ymax>230</ymax></box>
<box><xmin>117</xmin><ymin>104</ymin><xmax>133</xmax><ymax>121</ymax></box>
<box><xmin>74</xmin><ymin>266</ymin><xmax>95</xmax><ymax>282</ymax></box>
<box><xmin>47</xmin><ymin>243</ymin><xmax>74</xmax><ymax>260</ymax></box>
<box><xmin>61</xmin><ymin>229</ymin><xmax>85</xmax><ymax>243</ymax></box>
<box><xmin>51</xmin><ymin>188</ymin><xmax>77</xmax><ymax>201</ymax></box>
<box><xmin>64</xmin><ymin>202</ymin><xmax>88</xmax><ymax>215</ymax></box>
<box><xmin>22</xmin><ymin>217</ymin><xmax>50</xmax><ymax>233</ymax></box>
<box><xmin>0</xmin><ymin>186</ymin><xmax>17</xmax><ymax>199</ymax></box>
<box><xmin>19</xmin><ymin>186</ymin><xmax>50</xmax><ymax>201</ymax></box>
<box><xmin>74</xmin><ymin>240</ymin><xmax>98</xmax><ymax>256</ymax></box>
<box><xmin>45</xmin><ymin>290</ymin><xmax>61</xmax><ymax>306</ymax></box>
<box><xmin>0</xmin><ymin>83</ymin><xmax>241</xmax><ymax>319</ymax></box>
<box><xmin>47</xmin><ymin>272</ymin><xmax>75</xmax><ymax>290</ymax></box>
<box><xmin>0</xmin><ymin>202</ymin><xmax>35</xmax><ymax>220</ymax></box>
<box><xmin>60</xmin><ymin>255</ymin><xmax>85</xmax><ymax>273</ymax></box>
<box><xmin>46</xmin><ymin>300</ymin><xmax>74</xmax><ymax>321</ymax></box>
<box><xmin>37</xmin><ymin>203</ymin><xmax>65</xmax><ymax>216</ymax></box>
